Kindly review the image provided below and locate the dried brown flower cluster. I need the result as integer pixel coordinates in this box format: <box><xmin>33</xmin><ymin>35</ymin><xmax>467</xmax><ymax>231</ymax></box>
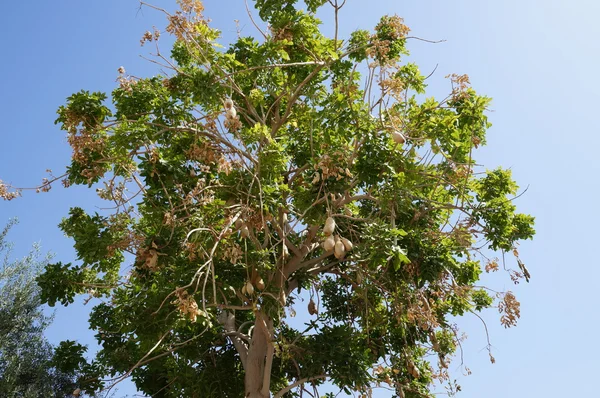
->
<box><xmin>166</xmin><ymin>0</ymin><xmax>207</xmax><ymax>43</ymax></box>
<box><xmin>368</xmin><ymin>15</ymin><xmax>410</xmax><ymax>65</ymax></box>
<box><xmin>137</xmin><ymin>242</ymin><xmax>160</xmax><ymax>272</ymax></box>
<box><xmin>498</xmin><ymin>291</ymin><xmax>520</xmax><ymax>328</ymax></box>
<box><xmin>376</xmin><ymin>15</ymin><xmax>410</xmax><ymax>41</ymax></box>
<box><xmin>270</xmin><ymin>23</ymin><xmax>294</xmax><ymax>42</ymax></box>
<box><xmin>379</xmin><ymin>75</ymin><xmax>406</xmax><ymax>102</ymax></box>
<box><xmin>405</xmin><ymin>296</ymin><xmax>441</xmax><ymax>331</ymax></box>
<box><xmin>185</xmin><ymin>141</ymin><xmax>220</xmax><ymax>163</ymax></box>
<box><xmin>312</xmin><ymin>151</ymin><xmax>353</xmax><ymax>184</ymax></box>
<box><xmin>0</xmin><ymin>180</ymin><xmax>21</xmax><ymax>201</ymax></box>
<box><xmin>223</xmin><ymin>113</ymin><xmax>242</xmax><ymax>131</ymax></box>
<box><xmin>173</xmin><ymin>288</ymin><xmax>205</xmax><ymax>322</ymax></box>
<box><xmin>140</xmin><ymin>27</ymin><xmax>161</xmax><ymax>46</ymax></box>
<box><xmin>116</xmin><ymin>67</ymin><xmax>138</xmax><ymax>93</ymax></box>
<box><xmin>177</xmin><ymin>0</ymin><xmax>204</xmax><ymax>15</ymax></box>
<box><xmin>182</xmin><ymin>178</ymin><xmax>214</xmax><ymax>207</ymax></box>
<box><xmin>220</xmin><ymin>242</ymin><xmax>243</xmax><ymax>265</ymax></box>
<box><xmin>447</xmin><ymin>73</ymin><xmax>471</xmax><ymax>100</ymax></box>
<box><xmin>485</xmin><ymin>258</ymin><xmax>500</xmax><ymax>273</ymax></box>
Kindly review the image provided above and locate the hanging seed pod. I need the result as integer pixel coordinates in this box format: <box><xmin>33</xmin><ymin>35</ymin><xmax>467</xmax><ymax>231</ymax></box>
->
<box><xmin>407</xmin><ymin>361</ymin><xmax>420</xmax><ymax>379</ymax></box>
<box><xmin>334</xmin><ymin>240</ymin><xmax>346</xmax><ymax>259</ymax></box>
<box><xmin>226</xmin><ymin>107</ymin><xmax>237</xmax><ymax>119</ymax></box>
<box><xmin>256</xmin><ymin>278</ymin><xmax>265</xmax><ymax>290</ymax></box>
<box><xmin>240</xmin><ymin>225</ymin><xmax>250</xmax><ymax>239</ymax></box>
<box><xmin>412</xmin><ymin>366</ymin><xmax>420</xmax><ymax>379</ymax></box>
<box><xmin>73</xmin><ymin>388</ymin><xmax>81</xmax><ymax>397</ymax></box>
<box><xmin>391</xmin><ymin>131</ymin><xmax>406</xmax><ymax>144</ymax></box>
<box><xmin>282</xmin><ymin>212</ymin><xmax>288</xmax><ymax>223</ymax></box>
<box><xmin>322</xmin><ymin>235</ymin><xmax>335</xmax><ymax>251</ymax></box>
<box><xmin>308</xmin><ymin>298</ymin><xmax>318</xmax><ymax>315</ymax></box>
<box><xmin>224</xmin><ymin>98</ymin><xmax>234</xmax><ymax>110</ymax></box>
<box><xmin>241</xmin><ymin>283</ymin><xmax>247</xmax><ymax>295</ymax></box>
<box><xmin>344</xmin><ymin>207</ymin><xmax>353</xmax><ymax>216</ymax></box>
<box><xmin>245</xmin><ymin>281</ymin><xmax>255</xmax><ymax>295</ymax></box>
<box><xmin>340</xmin><ymin>237</ymin><xmax>353</xmax><ymax>251</ymax></box>
<box><xmin>234</xmin><ymin>218</ymin><xmax>244</xmax><ymax>229</ymax></box>
<box><xmin>282</xmin><ymin>244</ymin><xmax>289</xmax><ymax>258</ymax></box>
<box><xmin>323</xmin><ymin>216</ymin><xmax>336</xmax><ymax>236</ymax></box>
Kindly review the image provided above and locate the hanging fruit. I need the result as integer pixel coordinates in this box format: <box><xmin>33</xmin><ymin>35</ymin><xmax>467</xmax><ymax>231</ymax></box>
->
<box><xmin>226</xmin><ymin>106</ymin><xmax>237</xmax><ymax>120</ymax></box>
<box><xmin>407</xmin><ymin>361</ymin><xmax>420</xmax><ymax>379</ymax></box>
<box><xmin>240</xmin><ymin>225</ymin><xmax>250</xmax><ymax>239</ymax></box>
<box><xmin>340</xmin><ymin>237</ymin><xmax>353</xmax><ymax>251</ymax></box>
<box><xmin>256</xmin><ymin>277</ymin><xmax>265</xmax><ymax>290</ymax></box>
<box><xmin>323</xmin><ymin>216</ymin><xmax>336</xmax><ymax>236</ymax></box>
<box><xmin>224</xmin><ymin>98</ymin><xmax>237</xmax><ymax>119</ymax></box>
<box><xmin>334</xmin><ymin>240</ymin><xmax>346</xmax><ymax>259</ymax></box>
<box><xmin>391</xmin><ymin>131</ymin><xmax>406</xmax><ymax>144</ymax></box>
<box><xmin>308</xmin><ymin>298</ymin><xmax>318</xmax><ymax>315</ymax></box>
<box><xmin>322</xmin><ymin>235</ymin><xmax>335</xmax><ymax>251</ymax></box>
<box><xmin>245</xmin><ymin>281</ymin><xmax>255</xmax><ymax>295</ymax></box>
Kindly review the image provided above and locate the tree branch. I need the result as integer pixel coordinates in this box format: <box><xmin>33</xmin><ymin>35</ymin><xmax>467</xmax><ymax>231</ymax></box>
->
<box><xmin>218</xmin><ymin>311</ymin><xmax>248</xmax><ymax>368</ymax></box>
<box><xmin>274</xmin><ymin>375</ymin><xmax>329</xmax><ymax>398</ymax></box>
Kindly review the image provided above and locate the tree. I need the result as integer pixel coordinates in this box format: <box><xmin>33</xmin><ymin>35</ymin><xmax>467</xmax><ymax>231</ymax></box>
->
<box><xmin>0</xmin><ymin>220</ymin><xmax>76</xmax><ymax>397</ymax></box>
<box><xmin>3</xmin><ymin>0</ymin><xmax>535</xmax><ymax>396</ymax></box>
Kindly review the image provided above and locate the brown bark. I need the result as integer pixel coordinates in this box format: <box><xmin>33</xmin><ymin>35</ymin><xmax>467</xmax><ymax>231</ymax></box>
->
<box><xmin>244</xmin><ymin>311</ymin><xmax>273</xmax><ymax>398</ymax></box>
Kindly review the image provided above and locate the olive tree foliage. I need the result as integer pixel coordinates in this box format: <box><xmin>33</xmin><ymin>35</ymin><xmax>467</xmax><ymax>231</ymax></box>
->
<box><xmin>4</xmin><ymin>0</ymin><xmax>534</xmax><ymax>396</ymax></box>
<box><xmin>0</xmin><ymin>221</ymin><xmax>76</xmax><ymax>397</ymax></box>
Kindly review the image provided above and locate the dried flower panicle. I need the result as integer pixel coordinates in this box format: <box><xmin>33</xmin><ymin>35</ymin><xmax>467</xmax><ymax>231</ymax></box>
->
<box><xmin>498</xmin><ymin>291</ymin><xmax>520</xmax><ymax>328</ymax></box>
<box><xmin>485</xmin><ymin>258</ymin><xmax>499</xmax><ymax>273</ymax></box>
<box><xmin>166</xmin><ymin>0</ymin><xmax>208</xmax><ymax>43</ymax></box>
<box><xmin>368</xmin><ymin>15</ymin><xmax>410</xmax><ymax>65</ymax></box>
<box><xmin>136</xmin><ymin>243</ymin><xmax>160</xmax><ymax>272</ymax></box>
<box><xmin>173</xmin><ymin>288</ymin><xmax>205</xmax><ymax>322</ymax></box>
<box><xmin>220</xmin><ymin>242</ymin><xmax>243</xmax><ymax>265</ymax></box>
<box><xmin>0</xmin><ymin>181</ymin><xmax>21</xmax><ymax>201</ymax></box>
<box><xmin>140</xmin><ymin>27</ymin><xmax>161</xmax><ymax>46</ymax></box>
<box><xmin>447</xmin><ymin>73</ymin><xmax>471</xmax><ymax>100</ymax></box>
<box><xmin>312</xmin><ymin>151</ymin><xmax>353</xmax><ymax>183</ymax></box>
<box><xmin>116</xmin><ymin>67</ymin><xmax>138</xmax><ymax>93</ymax></box>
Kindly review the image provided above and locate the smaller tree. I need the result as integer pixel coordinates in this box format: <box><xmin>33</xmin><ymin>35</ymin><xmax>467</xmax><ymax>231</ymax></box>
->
<box><xmin>0</xmin><ymin>220</ymin><xmax>76</xmax><ymax>397</ymax></box>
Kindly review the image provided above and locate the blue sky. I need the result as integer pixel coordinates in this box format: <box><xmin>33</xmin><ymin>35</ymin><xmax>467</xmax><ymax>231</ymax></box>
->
<box><xmin>0</xmin><ymin>0</ymin><xmax>595</xmax><ymax>396</ymax></box>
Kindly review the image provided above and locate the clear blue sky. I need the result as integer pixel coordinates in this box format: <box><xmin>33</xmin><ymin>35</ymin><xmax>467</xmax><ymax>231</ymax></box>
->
<box><xmin>0</xmin><ymin>0</ymin><xmax>594</xmax><ymax>396</ymax></box>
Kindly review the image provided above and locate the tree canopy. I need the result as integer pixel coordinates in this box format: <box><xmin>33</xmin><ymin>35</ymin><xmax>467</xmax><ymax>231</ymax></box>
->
<box><xmin>0</xmin><ymin>221</ymin><xmax>76</xmax><ymax>397</ymax></box>
<box><xmin>2</xmin><ymin>1</ymin><xmax>535</xmax><ymax>397</ymax></box>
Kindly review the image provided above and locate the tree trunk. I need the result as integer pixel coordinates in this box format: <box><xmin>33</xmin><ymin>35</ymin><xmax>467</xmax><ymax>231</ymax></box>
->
<box><xmin>244</xmin><ymin>311</ymin><xmax>273</xmax><ymax>398</ymax></box>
